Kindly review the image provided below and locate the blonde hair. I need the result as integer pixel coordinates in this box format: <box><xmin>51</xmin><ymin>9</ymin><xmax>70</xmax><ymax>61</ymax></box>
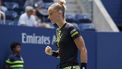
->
<box><xmin>57</xmin><ymin>0</ymin><xmax>66</xmax><ymax>5</ymax></box>
<box><xmin>49</xmin><ymin>0</ymin><xmax>66</xmax><ymax>17</ymax></box>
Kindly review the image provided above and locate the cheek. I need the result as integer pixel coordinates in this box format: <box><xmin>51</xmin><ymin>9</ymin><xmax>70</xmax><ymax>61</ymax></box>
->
<box><xmin>53</xmin><ymin>14</ymin><xmax>60</xmax><ymax>20</ymax></box>
<box><xmin>53</xmin><ymin>14</ymin><xmax>57</xmax><ymax>18</ymax></box>
<box><xmin>50</xmin><ymin>13</ymin><xmax>59</xmax><ymax>21</ymax></box>
<box><xmin>50</xmin><ymin>15</ymin><xmax>56</xmax><ymax>21</ymax></box>
<box><xmin>17</xmin><ymin>48</ymin><xmax>21</xmax><ymax>51</ymax></box>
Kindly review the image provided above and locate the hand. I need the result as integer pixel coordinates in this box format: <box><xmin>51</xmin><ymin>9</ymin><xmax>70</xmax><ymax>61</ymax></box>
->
<box><xmin>45</xmin><ymin>46</ymin><xmax>53</xmax><ymax>55</ymax></box>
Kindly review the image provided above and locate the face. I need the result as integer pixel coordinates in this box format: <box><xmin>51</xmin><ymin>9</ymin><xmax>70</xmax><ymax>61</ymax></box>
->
<box><xmin>32</xmin><ymin>9</ymin><xmax>36</xmax><ymax>15</ymax></box>
<box><xmin>14</xmin><ymin>45</ymin><xmax>21</xmax><ymax>53</ymax></box>
<box><xmin>27</xmin><ymin>10</ymin><xmax>33</xmax><ymax>16</ymax></box>
<box><xmin>48</xmin><ymin>7</ymin><xmax>62</xmax><ymax>24</ymax></box>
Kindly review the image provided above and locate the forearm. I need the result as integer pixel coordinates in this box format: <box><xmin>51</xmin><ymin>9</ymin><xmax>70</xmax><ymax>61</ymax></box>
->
<box><xmin>74</xmin><ymin>36</ymin><xmax>88</xmax><ymax>69</ymax></box>
<box><xmin>80</xmin><ymin>47</ymin><xmax>87</xmax><ymax>63</ymax></box>
<box><xmin>74</xmin><ymin>36</ymin><xmax>87</xmax><ymax>63</ymax></box>
<box><xmin>80</xmin><ymin>47</ymin><xmax>87</xmax><ymax>69</ymax></box>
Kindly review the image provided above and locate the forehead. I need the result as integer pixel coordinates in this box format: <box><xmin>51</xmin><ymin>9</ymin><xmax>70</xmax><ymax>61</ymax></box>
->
<box><xmin>48</xmin><ymin>8</ymin><xmax>58</xmax><ymax>15</ymax></box>
<box><xmin>48</xmin><ymin>3</ymin><xmax>59</xmax><ymax>13</ymax></box>
<box><xmin>16</xmin><ymin>45</ymin><xmax>21</xmax><ymax>48</ymax></box>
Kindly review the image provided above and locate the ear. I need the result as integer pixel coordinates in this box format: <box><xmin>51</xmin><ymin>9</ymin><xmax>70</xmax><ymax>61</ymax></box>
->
<box><xmin>58</xmin><ymin>10</ymin><xmax>63</xmax><ymax>17</ymax></box>
<box><xmin>59</xmin><ymin>10</ymin><xmax>62</xmax><ymax>13</ymax></box>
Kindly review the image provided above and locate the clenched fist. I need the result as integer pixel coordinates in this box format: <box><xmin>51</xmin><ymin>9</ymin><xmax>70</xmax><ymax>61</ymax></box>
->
<box><xmin>45</xmin><ymin>46</ymin><xmax>53</xmax><ymax>55</ymax></box>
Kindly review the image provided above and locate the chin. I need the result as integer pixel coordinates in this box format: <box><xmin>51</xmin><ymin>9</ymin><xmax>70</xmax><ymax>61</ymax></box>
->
<box><xmin>51</xmin><ymin>21</ymin><xmax>55</xmax><ymax>24</ymax></box>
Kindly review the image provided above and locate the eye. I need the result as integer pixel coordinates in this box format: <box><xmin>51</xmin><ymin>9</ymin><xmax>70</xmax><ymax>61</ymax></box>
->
<box><xmin>49</xmin><ymin>13</ymin><xmax>53</xmax><ymax>15</ymax></box>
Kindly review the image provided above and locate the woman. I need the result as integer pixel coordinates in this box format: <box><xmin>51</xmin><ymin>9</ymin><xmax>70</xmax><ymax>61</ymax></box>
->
<box><xmin>45</xmin><ymin>0</ymin><xmax>87</xmax><ymax>69</ymax></box>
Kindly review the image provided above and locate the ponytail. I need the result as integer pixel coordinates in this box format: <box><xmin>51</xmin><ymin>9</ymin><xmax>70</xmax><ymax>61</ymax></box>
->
<box><xmin>58</xmin><ymin>0</ymin><xmax>66</xmax><ymax>5</ymax></box>
<box><xmin>57</xmin><ymin>0</ymin><xmax>66</xmax><ymax>18</ymax></box>
<box><xmin>48</xmin><ymin>0</ymin><xmax>66</xmax><ymax>18</ymax></box>
<box><xmin>57</xmin><ymin>0</ymin><xmax>66</xmax><ymax>10</ymax></box>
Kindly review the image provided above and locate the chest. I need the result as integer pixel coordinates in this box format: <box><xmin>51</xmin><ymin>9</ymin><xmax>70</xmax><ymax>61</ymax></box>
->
<box><xmin>13</xmin><ymin>56</ymin><xmax>24</xmax><ymax>62</ymax></box>
<box><xmin>56</xmin><ymin>29</ymin><xmax>72</xmax><ymax>48</ymax></box>
<box><xmin>60</xmin><ymin>31</ymin><xmax>70</xmax><ymax>42</ymax></box>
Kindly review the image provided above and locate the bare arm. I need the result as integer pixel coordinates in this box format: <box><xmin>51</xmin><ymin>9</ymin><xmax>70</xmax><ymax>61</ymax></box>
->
<box><xmin>74</xmin><ymin>36</ymin><xmax>87</xmax><ymax>63</ymax></box>
<box><xmin>45</xmin><ymin>46</ymin><xmax>60</xmax><ymax>58</ymax></box>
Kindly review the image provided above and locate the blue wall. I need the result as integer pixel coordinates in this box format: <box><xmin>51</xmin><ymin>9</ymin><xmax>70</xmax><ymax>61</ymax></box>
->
<box><xmin>0</xmin><ymin>25</ymin><xmax>122</xmax><ymax>69</ymax></box>
<box><xmin>97</xmin><ymin>33</ymin><xmax>122</xmax><ymax>69</ymax></box>
<box><xmin>0</xmin><ymin>25</ymin><xmax>96</xmax><ymax>69</ymax></box>
<box><xmin>102</xmin><ymin>0</ymin><xmax>122</xmax><ymax>26</ymax></box>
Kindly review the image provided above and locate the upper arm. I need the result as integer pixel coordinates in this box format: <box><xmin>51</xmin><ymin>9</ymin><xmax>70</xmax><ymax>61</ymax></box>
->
<box><xmin>69</xmin><ymin>25</ymin><xmax>85</xmax><ymax>50</ymax></box>
<box><xmin>18</xmin><ymin>15</ymin><xmax>26</xmax><ymax>25</ymax></box>
<box><xmin>5</xmin><ymin>56</ymin><xmax>15</xmax><ymax>69</ymax></box>
<box><xmin>69</xmin><ymin>25</ymin><xmax>80</xmax><ymax>40</ymax></box>
<box><xmin>74</xmin><ymin>36</ymin><xmax>86</xmax><ymax>50</ymax></box>
<box><xmin>5</xmin><ymin>56</ymin><xmax>15</xmax><ymax>64</ymax></box>
<box><xmin>5</xmin><ymin>59</ymin><xmax>12</xmax><ymax>69</ymax></box>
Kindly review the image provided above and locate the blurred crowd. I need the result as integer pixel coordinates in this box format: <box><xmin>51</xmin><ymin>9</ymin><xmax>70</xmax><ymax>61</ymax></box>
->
<box><xmin>0</xmin><ymin>0</ymin><xmax>93</xmax><ymax>31</ymax></box>
<box><xmin>0</xmin><ymin>0</ymin><xmax>54</xmax><ymax>28</ymax></box>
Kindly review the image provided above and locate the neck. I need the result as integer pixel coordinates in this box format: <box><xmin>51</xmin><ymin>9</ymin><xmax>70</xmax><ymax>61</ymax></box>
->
<box><xmin>26</xmin><ymin>13</ymin><xmax>31</xmax><ymax>17</ymax></box>
<box><xmin>13</xmin><ymin>52</ymin><xmax>20</xmax><ymax>55</ymax></box>
<box><xmin>28</xmin><ymin>15</ymin><xmax>31</xmax><ymax>18</ymax></box>
<box><xmin>56</xmin><ymin>19</ymin><xmax>66</xmax><ymax>29</ymax></box>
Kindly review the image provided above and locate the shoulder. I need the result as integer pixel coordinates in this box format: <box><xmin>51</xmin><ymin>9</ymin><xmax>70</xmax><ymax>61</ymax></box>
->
<box><xmin>8</xmin><ymin>55</ymin><xmax>16</xmax><ymax>61</ymax></box>
<box><xmin>6</xmin><ymin>55</ymin><xmax>16</xmax><ymax>64</ymax></box>
<box><xmin>65</xmin><ymin>23</ymin><xmax>81</xmax><ymax>39</ymax></box>
<box><xmin>64</xmin><ymin>23</ymin><xmax>73</xmax><ymax>31</ymax></box>
<box><xmin>20</xmin><ymin>13</ymin><xmax>27</xmax><ymax>18</ymax></box>
<box><xmin>66</xmin><ymin>23</ymin><xmax>74</xmax><ymax>28</ymax></box>
<box><xmin>66</xmin><ymin>23</ymin><xmax>79</xmax><ymax>32</ymax></box>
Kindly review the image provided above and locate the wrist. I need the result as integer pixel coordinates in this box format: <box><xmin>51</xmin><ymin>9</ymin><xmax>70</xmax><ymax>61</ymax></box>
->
<box><xmin>81</xmin><ymin>63</ymin><xmax>87</xmax><ymax>69</ymax></box>
<box><xmin>52</xmin><ymin>51</ymin><xmax>59</xmax><ymax>57</ymax></box>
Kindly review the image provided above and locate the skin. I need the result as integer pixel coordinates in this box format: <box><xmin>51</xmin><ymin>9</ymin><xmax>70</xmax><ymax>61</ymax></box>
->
<box><xmin>26</xmin><ymin>10</ymin><xmax>34</xmax><ymax>17</ymax></box>
<box><xmin>13</xmin><ymin>45</ymin><xmax>21</xmax><ymax>54</ymax></box>
<box><xmin>5</xmin><ymin>45</ymin><xmax>21</xmax><ymax>69</ymax></box>
<box><xmin>46</xmin><ymin>4</ymin><xmax>87</xmax><ymax>63</ymax></box>
<box><xmin>48</xmin><ymin>7</ymin><xmax>66</xmax><ymax>29</ymax></box>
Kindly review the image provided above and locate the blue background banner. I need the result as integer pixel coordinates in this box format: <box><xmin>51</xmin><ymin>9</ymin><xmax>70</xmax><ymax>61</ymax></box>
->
<box><xmin>0</xmin><ymin>25</ymin><xmax>122</xmax><ymax>69</ymax></box>
<box><xmin>0</xmin><ymin>25</ymin><xmax>96</xmax><ymax>69</ymax></box>
<box><xmin>97</xmin><ymin>33</ymin><xmax>122</xmax><ymax>69</ymax></box>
